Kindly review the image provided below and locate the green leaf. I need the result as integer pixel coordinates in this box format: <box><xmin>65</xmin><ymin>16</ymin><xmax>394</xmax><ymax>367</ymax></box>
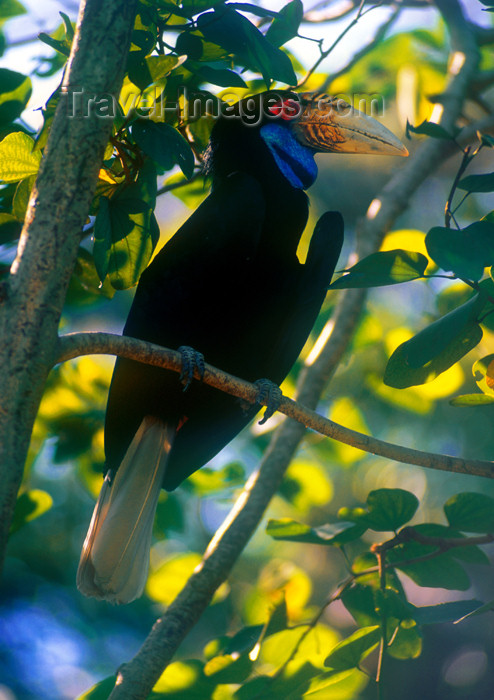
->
<box><xmin>324</xmin><ymin>626</ymin><xmax>380</xmax><ymax>671</ymax></box>
<box><xmin>128</xmin><ymin>55</ymin><xmax>182</xmax><ymax>91</ymax></box>
<box><xmin>38</xmin><ymin>32</ymin><xmax>71</xmax><ymax>57</ymax></box>
<box><xmin>426</xmin><ymin>222</ymin><xmax>494</xmax><ymax>281</ymax></box>
<box><xmin>165</xmin><ymin>172</ymin><xmax>208</xmax><ymax>208</ymax></box>
<box><xmin>444</xmin><ymin>492</ymin><xmax>494</xmax><ymax>533</ymax></box>
<box><xmin>12</xmin><ymin>173</ymin><xmax>36</xmax><ymax>220</ymax></box>
<box><xmin>0</xmin><ymin>0</ymin><xmax>26</xmax><ymax>20</ymax></box>
<box><xmin>406</xmin><ymin>119</ymin><xmax>455</xmax><ymax>140</ymax></box>
<box><xmin>450</xmin><ymin>541</ymin><xmax>490</xmax><ymax>566</ymax></box>
<box><xmin>204</xmin><ymin>652</ymin><xmax>253</xmax><ymax>683</ymax></box>
<box><xmin>450</xmin><ymin>393</ymin><xmax>494</xmax><ymax>406</ymax></box>
<box><xmin>266</xmin><ymin>518</ymin><xmax>366</xmax><ymax>545</ymax></box>
<box><xmin>93</xmin><ymin>160</ymin><xmax>159</xmax><ymax>290</ymax></box>
<box><xmin>0</xmin><ymin>68</ymin><xmax>32</xmax><ymax>126</ymax></box>
<box><xmin>73</xmin><ymin>246</ymin><xmax>115</xmax><ymax>300</ymax></box>
<box><xmin>59</xmin><ymin>11</ymin><xmax>74</xmax><ymax>40</ymax></box>
<box><xmin>387</xmin><ymin>526</ymin><xmax>471</xmax><ymax>591</ymax></box>
<box><xmin>388</xmin><ymin>621</ymin><xmax>422</xmax><ymax>660</ymax></box>
<box><xmin>395</xmin><ymin>553</ymin><xmax>471</xmax><ymax>590</ymax></box>
<box><xmin>176</xmin><ymin>32</ymin><xmax>203</xmax><ymax>59</ymax></box>
<box><xmin>10</xmin><ymin>489</ymin><xmax>53</xmax><ymax>535</ymax></box>
<box><xmin>0</xmin><ymin>132</ymin><xmax>41</xmax><ymax>183</ymax></box>
<box><xmin>93</xmin><ymin>196</ymin><xmax>112</xmax><ymax>281</ymax></box>
<box><xmin>384</xmin><ymin>296</ymin><xmax>483</xmax><ymax>389</ymax></box>
<box><xmin>133</xmin><ymin>120</ymin><xmax>195</xmax><ymax>179</ymax></box>
<box><xmin>222</xmin><ymin>626</ymin><xmax>263</xmax><ymax>656</ymax></box>
<box><xmin>374</xmin><ymin>589</ymin><xmax>413</xmax><ymax>622</ymax></box>
<box><xmin>458</xmin><ymin>171</ymin><xmax>494</xmax><ymax>193</ymax></box>
<box><xmin>454</xmin><ymin>599</ymin><xmax>494</xmax><ymax>623</ymax></box>
<box><xmin>330</xmin><ymin>250</ymin><xmax>428</xmax><ymax>289</ymax></box>
<box><xmin>187</xmin><ymin>62</ymin><xmax>247</xmax><ymax>87</ymax></box>
<box><xmin>234</xmin><ymin>666</ymin><xmax>364</xmax><ymax>700</ymax></box>
<box><xmin>196</xmin><ymin>7</ymin><xmax>297</xmax><ymax>86</ymax></box>
<box><xmin>297</xmin><ymin>669</ymin><xmax>366</xmax><ymax>698</ymax></box>
<box><xmin>265</xmin><ymin>0</ymin><xmax>303</xmax><ymax>47</ymax></box>
<box><xmin>412</xmin><ymin>600</ymin><xmax>482</xmax><ymax>625</ymax></box>
<box><xmin>341</xmin><ymin>585</ymin><xmax>379</xmax><ymax>627</ymax></box>
<box><xmin>338</xmin><ymin>489</ymin><xmax>419</xmax><ymax>532</ymax></box>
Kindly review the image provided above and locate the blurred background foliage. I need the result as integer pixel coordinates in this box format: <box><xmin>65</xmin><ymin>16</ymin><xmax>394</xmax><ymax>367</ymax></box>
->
<box><xmin>1</xmin><ymin>0</ymin><xmax>494</xmax><ymax>698</ymax></box>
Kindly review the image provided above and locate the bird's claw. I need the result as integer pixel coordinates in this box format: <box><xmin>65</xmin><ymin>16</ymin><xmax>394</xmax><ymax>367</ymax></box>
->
<box><xmin>178</xmin><ymin>345</ymin><xmax>205</xmax><ymax>391</ymax></box>
<box><xmin>254</xmin><ymin>378</ymin><xmax>282</xmax><ymax>425</ymax></box>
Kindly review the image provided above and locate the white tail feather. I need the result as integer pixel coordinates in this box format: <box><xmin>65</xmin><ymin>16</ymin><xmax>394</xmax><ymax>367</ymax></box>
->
<box><xmin>77</xmin><ymin>416</ymin><xmax>174</xmax><ymax>604</ymax></box>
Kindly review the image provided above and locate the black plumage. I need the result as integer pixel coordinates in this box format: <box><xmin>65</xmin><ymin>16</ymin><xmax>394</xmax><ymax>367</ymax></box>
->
<box><xmin>105</xmin><ymin>122</ymin><xmax>343</xmax><ymax>490</ymax></box>
<box><xmin>78</xmin><ymin>91</ymin><xmax>406</xmax><ymax>603</ymax></box>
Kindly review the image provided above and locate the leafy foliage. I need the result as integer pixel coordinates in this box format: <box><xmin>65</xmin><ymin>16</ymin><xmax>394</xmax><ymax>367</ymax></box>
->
<box><xmin>2</xmin><ymin>1</ymin><xmax>494</xmax><ymax>699</ymax></box>
<box><xmin>338</xmin><ymin>122</ymin><xmax>494</xmax><ymax>395</ymax></box>
<box><xmin>265</xmin><ymin>488</ymin><xmax>492</xmax><ymax>685</ymax></box>
<box><xmin>0</xmin><ymin>0</ymin><xmax>306</xmax><ymax>292</ymax></box>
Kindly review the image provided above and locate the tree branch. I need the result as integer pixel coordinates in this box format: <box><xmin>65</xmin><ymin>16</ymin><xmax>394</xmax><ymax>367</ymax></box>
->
<box><xmin>373</xmin><ymin>527</ymin><xmax>494</xmax><ymax>555</ymax></box>
<box><xmin>0</xmin><ymin>0</ymin><xmax>137</xmax><ymax>578</ymax></box>
<box><xmin>57</xmin><ymin>331</ymin><xmax>494</xmax><ymax>479</ymax></box>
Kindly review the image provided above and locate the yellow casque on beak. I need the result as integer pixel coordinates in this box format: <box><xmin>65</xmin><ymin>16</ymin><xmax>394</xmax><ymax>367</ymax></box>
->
<box><xmin>293</xmin><ymin>93</ymin><xmax>408</xmax><ymax>157</ymax></box>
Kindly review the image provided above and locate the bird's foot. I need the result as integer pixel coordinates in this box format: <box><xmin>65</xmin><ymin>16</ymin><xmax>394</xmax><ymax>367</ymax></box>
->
<box><xmin>178</xmin><ymin>346</ymin><xmax>205</xmax><ymax>391</ymax></box>
<box><xmin>254</xmin><ymin>378</ymin><xmax>282</xmax><ymax>425</ymax></box>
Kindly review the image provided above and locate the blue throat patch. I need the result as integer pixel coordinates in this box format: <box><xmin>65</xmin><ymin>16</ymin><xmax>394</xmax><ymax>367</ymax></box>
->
<box><xmin>260</xmin><ymin>123</ymin><xmax>318</xmax><ymax>190</ymax></box>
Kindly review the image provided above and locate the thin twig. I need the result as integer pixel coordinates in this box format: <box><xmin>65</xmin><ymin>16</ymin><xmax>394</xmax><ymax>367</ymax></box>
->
<box><xmin>373</xmin><ymin>527</ymin><xmax>494</xmax><ymax>554</ymax></box>
<box><xmin>375</xmin><ymin>551</ymin><xmax>387</xmax><ymax>693</ymax></box>
<box><xmin>318</xmin><ymin>5</ymin><xmax>401</xmax><ymax>93</ymax></box>
<box><xmin>298</xmin><ymin>0</ymin><xmax>385</xmax><ymax>89</ymax></box>
<box><xmin>444</xmin><ymin>145</ymin><xmax>473</xmax><ymax>228</ymax></box>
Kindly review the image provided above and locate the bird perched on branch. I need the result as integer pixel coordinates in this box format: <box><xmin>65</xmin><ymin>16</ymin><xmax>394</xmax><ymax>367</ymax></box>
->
<box><xmin>77</xmin><ymin>91</ymin><xmax>407</xmax><ymax>603</ymax></box>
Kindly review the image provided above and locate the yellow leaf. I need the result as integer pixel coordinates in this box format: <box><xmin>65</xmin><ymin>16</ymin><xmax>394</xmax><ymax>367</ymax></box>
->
<box><xmin>0</xmin><ymin>132</ymin><xmax>41</xmax><ymax>183</ymax></box>
<box><xmin>146</xmin><ymin>552</ymin><xmax>202</xmax><ymax>604</ymax></box>
<box><xmin>380</xmin><ymin>229</ymin><xmax>431</xmax><ymax>264</ymax></box>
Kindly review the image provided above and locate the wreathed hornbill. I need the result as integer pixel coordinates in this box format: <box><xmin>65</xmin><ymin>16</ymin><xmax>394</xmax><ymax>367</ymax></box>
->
<box><xmin>77</xmin><ymin>91</ymin><xmax>407</xmax><ymax>603</ymax></box>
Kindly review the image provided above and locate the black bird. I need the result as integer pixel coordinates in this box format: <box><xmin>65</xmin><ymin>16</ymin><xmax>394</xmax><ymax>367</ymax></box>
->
<box><xmin>77</xmin><ymin>91</ymin><xmax>407</xmax><ymax>603</ymax></box>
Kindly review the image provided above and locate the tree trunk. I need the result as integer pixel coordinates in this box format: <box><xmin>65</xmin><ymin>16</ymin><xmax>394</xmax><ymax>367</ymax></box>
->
<box><xmin>0</xmin><ymin>0</ymin><xmax>137</xmax><ymax>575</ymax></box>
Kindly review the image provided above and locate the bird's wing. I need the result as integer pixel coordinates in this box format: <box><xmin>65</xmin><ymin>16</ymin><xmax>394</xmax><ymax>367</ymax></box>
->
<box><xmin>260</xmin><ymin>210</ymin><xmax>344</xmax><ymax>382</ymax></box>
<box><xmin>164</xmin><ymin>213</ymin><xmax>344</xmax><ymax>489</ymax></box>
<box><xmin>123</xmin><ymin>172</ymin><xmax>267</xmax><ymax>350</ymax></box>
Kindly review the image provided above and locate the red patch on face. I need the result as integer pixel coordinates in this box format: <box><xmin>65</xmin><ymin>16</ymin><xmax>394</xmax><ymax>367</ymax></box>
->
<box><xmin>268</xmin><ymin>98</ymin><xmax>301</xmax><ymax>121</ymax></box>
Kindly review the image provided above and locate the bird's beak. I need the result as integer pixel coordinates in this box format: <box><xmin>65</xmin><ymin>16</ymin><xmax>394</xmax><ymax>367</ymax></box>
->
<box><xmin>293</xmin><ymin>94</ymin><xmax>408</xmax><ymax>157</ymax></box>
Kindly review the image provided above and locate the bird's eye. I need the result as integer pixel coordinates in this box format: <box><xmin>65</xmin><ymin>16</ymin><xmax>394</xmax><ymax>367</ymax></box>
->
<box><xmin>268</xmin><ymin>98</ymin><xmax>301</xmax><ymax>121</ymax></box>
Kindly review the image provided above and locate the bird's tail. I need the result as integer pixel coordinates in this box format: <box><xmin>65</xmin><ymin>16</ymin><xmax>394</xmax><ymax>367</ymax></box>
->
<box><xmin>77</xmin><ymin>416</ymin><xmax>174</xmax><ymax>604</ymax></box>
